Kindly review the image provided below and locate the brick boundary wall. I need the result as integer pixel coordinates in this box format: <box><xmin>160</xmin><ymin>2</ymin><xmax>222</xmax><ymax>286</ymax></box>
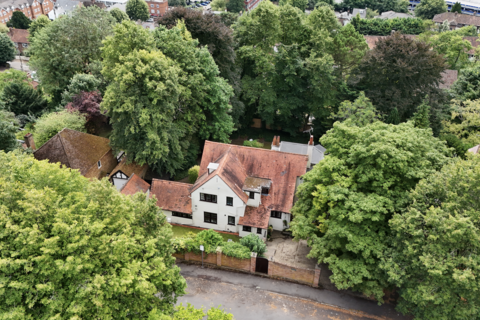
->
<box><xmin>175</xmin><ymin>249</ymin><xmax>320</xmax><ymax>288</ymax></box>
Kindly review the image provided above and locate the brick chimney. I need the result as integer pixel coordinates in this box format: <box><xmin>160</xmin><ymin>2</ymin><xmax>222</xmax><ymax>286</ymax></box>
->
<box><xmin>307</xmin><ymin>135</ymin><xmax>314</xmax><ymax>168</ymax></box>
<box><xmin>24</xmin><ymin>133</ymin><xmax>36</xmax><ymax>151</ymax></box>
<box><xmin>271</xmin><ymin>136</ymin><xmax>280</xmax><ymax>151</ymax></box>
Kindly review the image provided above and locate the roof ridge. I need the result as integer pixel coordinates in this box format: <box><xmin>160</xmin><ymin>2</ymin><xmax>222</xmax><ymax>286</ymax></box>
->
<box><xmin>152</xmin><ymin>178</ymin><xmax>192</xmax><ymax>186</ymax></box>
<box><xmin>205</xmin><ymin>140</ymin><xmax>309</xmax><ymax>160</ymax></box>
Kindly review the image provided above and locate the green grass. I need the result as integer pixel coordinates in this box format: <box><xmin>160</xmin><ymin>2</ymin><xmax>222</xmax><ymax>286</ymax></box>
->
<box><xmin>171</xmin><ymin>225</ymin><xmax>240</xmax><ymax>242</ymax></box>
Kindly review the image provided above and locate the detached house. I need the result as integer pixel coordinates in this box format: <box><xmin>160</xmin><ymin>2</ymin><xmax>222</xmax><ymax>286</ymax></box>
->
<box><xmin>433</xmin><ymin>12</ymin><xmax>480</xmax><ymax>32</ymax></box>
<box><xmin>150</xmin><ymin>141</ymin><xmax>309</xmax><ymax>239</ymax></box>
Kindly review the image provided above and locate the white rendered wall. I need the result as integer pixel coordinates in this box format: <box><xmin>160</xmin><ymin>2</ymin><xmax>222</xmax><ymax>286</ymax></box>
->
<box><xmin>163</xmin><ymin>210</ymin><xmax>194</xmax><ymax>225</ymax></box>
<box><xmin>191</xmin><ymin>176</ymin><xmax>246</xmax><ymax>233</ymax></box>
<box><xmin>239</xmin><ymin>227</ymin><xmax>267</xmax><ymax>239</ymax></box>
<box><xmin>246</xmin><ymin>192</ymin><xmax>261</xmax><ymax>207</ymax></box>
<box><xmin>269</xmin><ymin>212</ymin><xmax>291</xmax><ymax>231</ymax></box>
<box><xmin>113</xmin><ymin>177</ymin><xmax>128</xmax><ymax>191</ymax></box>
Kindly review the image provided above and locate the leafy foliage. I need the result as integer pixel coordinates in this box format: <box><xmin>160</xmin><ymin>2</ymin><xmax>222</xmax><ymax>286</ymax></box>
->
<box><xmin>126</xmin><ymin>0</ymin><xmax>150</xmax><ymax>21</ymax></box>
<box><xmin>384</xmin><ymin>156</ymin><xmax>480</xmax><ymax>319</ymax></box>
<box><xmin>450</xmin><ymin>63</ymin><xmax>480</xmax><ymax>101</ymax></box>
<box><xmin>443</xmin><ymin>99</ymin><xmax>480</xmax><ymax>146</ymax></box>
<box><xmin>110</xmin><ymin>7</ymin><xmax>129</xmax><ymax>23</ymax></box>
<box><xmin>350</xmin><ymin>32</ymin><xmax>447</xmax><ymax>125</ymax></box>
<box><xmin>290</xmin><ymin>121</ymin><xmax>451</xmax><ymax>301</ymax></box>
<box><xmin>221</xmin><ymin>241</ymin><xmax>251</xmax><ymax>259</ymax></box>
<box><xmin>172</xmin><ymin>303</ymin><xmax>233</xmax><ymax>320</ymax></box>
<box><xmin>226</xmin><ymin>0</ymin><xmax>245</xmax><ymax>13</ymax></box>
<box><xmin>188</xmin><ymin>165</ymin><xmax>199</xmax><ymax>183</ymax></box>
<box><xmin>335</xmin><ymin>0</ymin><xmax>408</xmax><ymax>13</ymax></box>
<box><xmin>412</xmin><ymin>99</ymin><xmax>431</xmax><ymax>129</ymax></box>
<box><xmin>1</xmin><ymin>82</ymin><xmax>48</xmax><ymax>116</ymax></box>
<box><xmin>351</xmin><ymin>16</ymin><xmax>425</xmax><ymax>36</ymax></box>
<box><xmin>6</xmin><ymin>11</ymin><xmax>31</xmax><ymax>29</ymax></box>
<box><xmin>158</xmin><ymin>8</ymin><xmax>244</xmax><ymax>125</ymax></box>
<box><xmin>239</xmin><ymin>234</ymin><xmax>267</xmax><ymax>256</ymax></box>
<box><xmin>279</xmin><ymin>0</ymin><xmax>309</xmax><ymax>12</ymax></box>
<box><xmin>243</xmin><ymin>139</ymin><xmax>264</xmax><ymax>148</ymax></box>
<box><xmin>0</xmin><ymin>23</ymin><xmax>8</xmax><ymax>33</ymax></box>
<box><xmin>29</xmin><ymin>7</ymin><xmax>115</xmax><ymax>104</ymax></box>
<box><xmin>0</xmin><ymin>32</ymin><xmax>15</xmax><ymax>66</ymax></box>
<box><xmin>0</xmin><ymin>69</ymin><xmax>32</xmax><ymax>93</ymax></box>
<box><xmin>439</xmin><ymin>133</ymin><xmax>471</xmax><ymax>159</ymax></box>
<box><xmin>65</xmin><ymin>91</ymin><xmax>103</xmax><ymax>122</ymax></box>
<box><xmin>451</xmin><ymin>1</ymin><xmax>462</xmax><ymax>13</ymax></box>
<box><xmin>28</xmin><ymin>15</ymin><xmax>51</xmax><ymax>38</ymax></box>
<box><xmin>0</xmin><ymin>152</ymin><xmax>186</xmax><ymax>318</ymax></box>
<box><xmin>34</xmin><ymin>110</ymin><xmax>87</xmax><ymax>147</ymax></box>
<box><xmin>211</xmin><ymin>0</ymin><xmax>226</xmax><ymax>11</ymax></box>
<box><xmin>169</xmin><ymin>0</ymin><xmax>186</xmax><ymax>6</ymax></box>
<box><xmin>195</xmin><ymin>229</ymin><xmax>224</xmax><ymax>253</ymax></box>
<box><xmin>332</xmin><ymin>92</ymin><xmax>382</xmax><ymax>127</ymax></box>
<box><xmin>0</xmin><ymin>110</ymin><xmax>18</xmax><ymax>151</ymax></box>
<box><xmin>415</xmin><ymin>0</ymin><xmax>447</xmax><ymax>20</ymax></box>
<box><xmin>61</xmin><ymin>73</ymin><xmax>102</xmax><ymax>105</ymax></box>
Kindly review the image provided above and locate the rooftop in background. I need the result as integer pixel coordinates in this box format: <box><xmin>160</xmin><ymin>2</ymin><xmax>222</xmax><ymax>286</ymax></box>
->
<box><xmin>120</xmin><ymin>174</ymin><xmax>151</xmax><ymax>196</ymax></box>
<box><xmin>352</xmin><ymin>8</ymin><xmax>367</xmax><ymax>19</ymax></box>
<box><xmin>278</xmin><ymin>141</ymin><xmax>325</xmax><ymax>166</ymax></box>
<box><xmin>433</xmin><ymin>12</ymin><xmax>480</xmax><ymax>27</ymax></box>
<box><xmin>375</xmin><ymin>11</ymin><xmax>414</xmax><ymax>19</ymax></box>
<box><xmin>439</xmin><ymin>70</ymin><xmax>459</xmax><ymax>89</ymax></box>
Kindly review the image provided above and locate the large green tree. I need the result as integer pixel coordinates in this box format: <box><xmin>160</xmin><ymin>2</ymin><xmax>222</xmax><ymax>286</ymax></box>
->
<box><xmin>61</xmin><ymin>73</ymin><xmax>102</xmax><ymax>105</ymax></box>
<box><xmin>450</xmin><ymin>63</ymin><xmax>480</xmax><ymax>101</ymax></box>
<box><xmin>290</xmin><ymin>121</ymin><xmax>451</xmax><ymax>301</ymax></box>
<box><xmin>0</xmin><ymin>110</ymin><xmax>18</xmax><ymax>152</ymax></box>
<box><xmin>158</xmin><ymin>8</ymin><xmax>244</xmax><ymax>125</ymax></box>
<box><xmin>126</xmin><ymin>0</ymin><xmax>150</xmax><ymax>21</ymax></box>
<box><xmin>415</xmin><ymin>0</ymin><xmax>447</xmax><ymax>20</ymax></box>
<box><xmin>350</xmin><ymin>32</ymin><xmax>447</xmax><ymax>127</ymax></box>
<box><xmin>0</xmin><ymin>152</ymin><xmax>186</xmax><ymax>319</ymax></box>
<box><xmin>335</xmin><ymin>0</ymin><xmax>408</xmax><ymax>13</ymax></box>
<box><xmin>29</xmin><ymin>7</ymin><xmax>115</xmax><ymax>104</ymax></box>
<box><xmin>384</xmin><ymin>156</ymin><xmax>480</xmax><ymax>319</ymax></box>
<box><xmin>331</xmin><ymin>92</ymin><xmax>381</xmax><ymax>126</ymax></box>
<box><xmin>34</xmin><ymin>110</ymin><xmax>87</xmax><ymax>147</ymax></box>
<box><xmin>109</xmin><ymin>7</ymin><xmax>129</xmax><ymax>23</ymax></box>
<box><xmin>0</xmin><ymin>33</ymin><xmax>15</xmax><ymax>67</ymax></box>
<box><xmin>226</xmin><ymin>0</ymin><xmax>245</xmax><ymax>13</ymax></box>
<box><xmin>443</xmin><ymin>99</ymin><xmax>480</xmax><ymax>146</ymax></box>
<box><xmin>451</xmin><ymin>1</ymin><xmax>462</xmax><ymax>13</ymax></box>
<box><xmin>28</xmin><ymin>15</ymin><xmax>51</xmax><ymax>38</ymax></box>
<box><xmin>279</xmin><ymin>0</ymin><xmax>309</xmax><ymax>12</ymax></box>
<box><xmin>6</xmin><ymin>11</ymin><xmax>31</xmax><ymax>29</ymax></box>
<box><xmin>1</xmin><ymin>82</ymin><xmax>48</xmax><ymax>116</ymax></box>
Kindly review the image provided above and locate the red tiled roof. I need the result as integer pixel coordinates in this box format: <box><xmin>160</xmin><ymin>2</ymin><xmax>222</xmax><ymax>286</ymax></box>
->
<box><xmin>7</xmin><ymin>28</ymin><xmax>29</xmax><ymax>43</ymax></box>
<box><xmin>439</xmin><ymin>70</ymin><xmax>458</xmax><ymax>89</ymax></box>
<box><xmin>239</xmin><ymin>194</ymin><xmax>273</xmax><ymax>228</ymax></box>
<box><xmin>151</xmin><ymin>179</ymin><xmax>192</xmax><ymax>214</ymax></box>
<box><xmin>433</xmin><ymin>12</ymin><xmax>480</xmax><ymax>27</ymax></box>
<box><xmin>120</xmin><ymin>174</ymin><xmax>151</xmax><ymax>196</ymax></box>
<box><xmin>197</xmin><ymin>141</ymin><xmax>308</xmax><ymax>213</ymax></box>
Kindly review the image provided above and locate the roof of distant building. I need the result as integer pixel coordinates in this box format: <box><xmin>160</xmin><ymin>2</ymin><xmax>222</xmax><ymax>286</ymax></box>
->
<box><xmin>7</xmin><ymin>28</ymin><xmax>29</xmax><ymax>44</ymax></box>
<box><xmin>120</xmin><ymin>173</ymin><xmax>151</xmax><ymax>196</ymax></box>
<box><xmin>375</xmin><ymin>11</ymin><xmax>414</xmax><ymax>19</ymax></box>
<box><xmin>151</xmin><ymin>179</ymin><xmax>192</xmax><ymax>214</ymax></box>
<box><xmin>278</xmin><ymin>141</ymin><xmax>326</xmax><ymax>165</ymax></box>
<box><xmin>433</xmin><ymin>12</ymin><xmax>480</xmax><ymax>27</ymax></box>
<box><xmin>352</xmin><ymin>8</ymin><xmax>367</xmax><ymax>19</ymax></box>
<box><xmin>82</xmin><ymin>0</ymin><xmax>106</xmax><ymax>8</ymax></box>
<box><xmin>469</xmin><ymin>144</ymin><xmax>480</xmax><ymax>154</ymax></box>
<box><xmin>33</xmin><ymin>128</ymin><xmax>115</xmax><ymax>177</ymax></box>
<box><xmin>109</xmin><ymin>157</ymin><xmax>148</xmax><ymax>180</ymax></box>
<box><xmin>439</xmin><ymin>70</ymin><xmax>459</xmax><ymax>89</ymax></box>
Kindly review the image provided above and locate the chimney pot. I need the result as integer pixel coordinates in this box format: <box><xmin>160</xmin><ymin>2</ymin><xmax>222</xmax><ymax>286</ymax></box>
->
<box><xmin>24</xmin><ymin>133</ymin><xmax>36</xmax><ymax>151</ymax></box>
<box><xmin>276</xmin><ymin>136</ymin><xmax>280</xmax><ymax>146</ymax></box>
<box><xmin>309</xmin><ymin>135</ymin><xmax>314</xmax><ymax>145</ymax></box>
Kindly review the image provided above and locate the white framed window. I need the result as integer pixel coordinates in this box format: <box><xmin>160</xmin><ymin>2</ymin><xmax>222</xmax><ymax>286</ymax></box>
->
<box><xmin>156</xmin><ymin>4</ymin><xmax>159</xmax><ymax>7</ymax></box>
<box><xmin>97</xmin><ymin>161</ymin><xmax>101</xmax><ymax>169</ymax></box>
<box><xmin>150</xmin><ymin>3</ymin><xmax>153</xmax><ymax>7</ymax></box>
<box><xmin>151</xmin><ymin>9</ymin><xmax>154</xmax><ymax>12</ymax></box>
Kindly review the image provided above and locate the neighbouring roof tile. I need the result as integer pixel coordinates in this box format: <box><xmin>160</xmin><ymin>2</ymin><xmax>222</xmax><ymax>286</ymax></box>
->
<box><xmin>120</xmin><ymin>173</ymin><xmax>151</xmax><ymax>196</ymax></box>
<box><xmin>151</xmin><ymin>179</ymin><xmax>192</xmax><ymax>214</ymax></box>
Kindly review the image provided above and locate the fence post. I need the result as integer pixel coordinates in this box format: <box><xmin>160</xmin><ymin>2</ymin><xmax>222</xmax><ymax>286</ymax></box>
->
<box><xmin>313</xmin><ymin>264</ymin><xmax>321</xmax><ymax>288</ymax></box>
<box><xmin>216</xmin><ymin>247</ymin><xmax>222</xmax><ymax>267</ymax></box>
<box><xmin>268</xmin><ymin>257</ymin><xmax>274</xmax><ymax>276</ymax></box>
<box><xmin>250</xmin><ymin>252</ymin><xmax>257</xmax><ymax>273</ymax></box>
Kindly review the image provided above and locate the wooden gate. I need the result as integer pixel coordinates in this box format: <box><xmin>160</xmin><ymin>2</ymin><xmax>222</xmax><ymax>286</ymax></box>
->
<box><xmin>256</xmin><ymin>257</ymin><xmax>269</xmax><ymax>274</ymax></box>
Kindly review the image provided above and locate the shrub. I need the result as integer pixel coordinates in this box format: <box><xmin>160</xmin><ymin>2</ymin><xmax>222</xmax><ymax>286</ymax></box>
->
<box><xmin>34</xmin><ymin>110</ymin><xmax>87</xmax><ymax>147</ymax></box>
<box><xmin>61</xmin><ymin>73</ymin><xmax>102</xmax><ymax>105</ymax></box>
<box><xmin>0</xmin><ymin>32</ymin><xmax>15</xmax><ymax>67</ymax></box>
<box><xmin>188</xmin><ymin>165</ymin><xmax>200</xmax><ymax>183</ymax></box>
<box><xmin>172</xmin><ymin>231</ymin><xmax>197</xmax><ymax>253</ymax></box>
<box><xmin>240</xmin><ymin>234</ymin><xmax>267</xmax><ymax>256</ymax></box>
<box><xmin>243</xmin><ymin>139</ymin><xmax>264</xmax><ymax>148</ymax></box>
<box><xmin>2</xmin><ymin>82</ymin><xmax>48</xmax><ymax>116</ymax></box>
<box><xmin>221</xmin><ymin>241</ymin><xmax>251</xmax><ymax>259</ymax></box>
<box><xmin>195</xmin><ymin>229</ymin><xmax>224</xmax><ymax>253</ymax></box>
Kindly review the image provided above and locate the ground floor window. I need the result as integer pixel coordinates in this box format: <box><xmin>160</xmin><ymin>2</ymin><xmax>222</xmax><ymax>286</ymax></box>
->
<box><xmin>228</xmin><ymin>216</ymin><xmax>235</xmax><ymax>225</ymax></box>
<box><xmin>204</xmin><ymin>212</ymin><xmax>217</xmax><ymax>224</ymax></box>
<box><xmin>243</xmin><ymin>226</ymin><xmax>251</xmax><ymax>232</ymax></box>
<box><xmin>257</xmin><ymin>228</ymin><xmax>262</xmax><ymax>234</ymax></box>
<box><xmin>271</xmin><ymin>211</ymin><xmax>282</xmax><ymax>219</ymax></box>
<box><xmin>172</xmin><ymin>212</ymin><xmax>192</xmax><ymax>219</ymax></box>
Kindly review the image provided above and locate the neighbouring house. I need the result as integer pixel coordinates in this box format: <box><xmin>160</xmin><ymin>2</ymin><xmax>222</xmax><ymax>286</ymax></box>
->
<box><xmin>439</xmin><ymin>69</ymin><xmax>459</xmax><ymax>89</ymax></box>
<box><xmin>433</xmin><ymin>12</ymin><xmax>480</xmax><ymax>32</ymax></box>
<box><xmin>32</xmin><ymin>128</ymin><xmax>119</xmax><ymax>180</ymax></box>
<box><xmin>374</xmin><ymin>11</ymin><xmax>414</xmax><ymax>19</ymax></box>
<box><xmin>0</xmin><ymin>0</ymin><xmax>54</xmax><ymax>23</ymax></box>
<box><xmin>148</xmin><ymin>141</ymin><xmax>309</xmax><ymax>239</ymax></box>
<box><xmin>245</xmin><ymin>0</ymin><xmax>262</xmax><ymax>12</ymax></box>
<box><xmin>6</xmin><ymin>27</ymin><xmax>28</xmax><ymax>54</ymax></box>
<box><xmin>48</xmin><ymin>0</ymin><xmax>82</xmax><ymax>20</ymax></box>
<box><xmin>82</xmin><ymin>0</ymin><xmax>106</xmax><ymax>9</ymax></box>
<box><xmin>109</xmin><ymin>155</ymin><xmax>148</xmax><ymax>191</ymax></box>
<box><xmin>121</xmin><ymin>173</ymin><xmax>151</xmax><ymax>196</ymax></box>
<box><xmin>145</xmin><ymin>0</ymin><xmax>167</xmax><ymax>17</ymax></box>
<box><xmin>352</xmin><ymin>8</ymin><xmax>367</xmax><ymax>19</ymax></box>
<box><xmin>271</xmin><ymin>135</ymin><xmax>326</xmax><ymax>170</ymax></box>
<box><xmin>335</xmin><ymin>11</ymin><xmax>352</xmax><ymax>26</ymax></box>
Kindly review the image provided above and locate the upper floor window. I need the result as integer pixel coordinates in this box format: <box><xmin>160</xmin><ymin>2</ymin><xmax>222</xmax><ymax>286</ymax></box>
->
<box><xmin>228</xmin><ymin>216</ymin><xmax>235</xmax><ymax>225</ymax></box>
<box><xmin>271</xmin><ymin>211</ymin><xmax>282</xmax><ymax>219</ymax></box>
<box><xmin>261</xmin><ymin>187</ymin><xmax>269</xmax><ymax>195</ymax></box>
<box><xmin>249</xmin><ymin>192</ymin><xmax>255</xmax><ymax>199</ymax></box>
<box><xmin>156</xmin><ymin>4</ymin><xmax>159</xmax><ymax>7</ymax></box>
<box><xmin>226</xmin><ymin>196</ymin><xmax>233</xmax><ymax>206</ymax></box>
<box><xmin>200</xmin><ymin>193</ymin><xmax>217</xmax><ymax>203</ymax></box>
<box><xmin>150</xmin><ymin>3</ymin><xmax>154</xmax><ymax>7</ymax></box>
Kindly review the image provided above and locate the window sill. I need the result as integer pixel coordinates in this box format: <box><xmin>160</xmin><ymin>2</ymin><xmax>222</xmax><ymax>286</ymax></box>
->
<box><xmin>204</xmin><ymin>221</ymin><xmax>217</xmax><ymax>224</ymax></box>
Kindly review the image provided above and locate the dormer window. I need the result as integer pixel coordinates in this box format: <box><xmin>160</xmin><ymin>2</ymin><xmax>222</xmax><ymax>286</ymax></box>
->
<box><xmin>261</xmin><ymin>187</ymin><xmax>269</xmax><ymax>195</ymax></box>
<box><xmin>207</xmin><ymin>162</ymin><xmax>219</xmax><ymax>174</ymax></box>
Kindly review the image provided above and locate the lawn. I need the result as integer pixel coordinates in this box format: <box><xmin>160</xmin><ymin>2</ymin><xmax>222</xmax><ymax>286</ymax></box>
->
<box><xmin>171</xmin><ymin>225</ymin><xmax>240</xmax><ymax>242</ymax></box>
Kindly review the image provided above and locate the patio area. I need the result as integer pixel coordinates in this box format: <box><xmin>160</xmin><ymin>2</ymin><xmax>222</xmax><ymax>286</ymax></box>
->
<box><xmin>265</xmin><ymin>231</ymin><xmax>317</xmax><ymax>270</ymax></box>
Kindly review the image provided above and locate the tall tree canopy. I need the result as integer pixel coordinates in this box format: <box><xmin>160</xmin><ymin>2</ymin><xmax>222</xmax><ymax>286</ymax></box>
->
<box><xmin>384</xmin><ymin>156</ymin><xmax>480</xmax><ymax>319</ymax></box>
<box><xmin>29</xmin><ymin>7</ymin><xmax>115</xmax><ymax>105</ymax></box>
<box><xmin>0</xmin><ymin>33</ymin><xmax>15</xmax><ymax>67</ymax></box>
<box><xmin>28</xmin><ymin>15</ymin><xmax>51</xmax><ymax>38</ymax></box>
<box><xmin>451</xmin><ymin>1</ymin><xmax>462</xmax><ymax>13</ymax></box>
<box><xmin>102</xmin><ymin>21</ymin><xmax>233</xmax><ymax>175</ymax></box>
<box><xmin>234</xmin><ymin>3</ymin><xmax>338</xmax><ymax>135</ymax></box>
<box><xmin>443</xmin><ymin>99</ymin><xmax>480</xmax><ymax>146</ymax></box>
<box><xmin>1</xmin><ymin>82</ymin><xmax>48</xmax><ymax>117</ymax></box>
<box><xmin>0</xmin><ymin>110</ymin><xmax>18</xmax><ymax>152</ymax></box>
<box><xmin>126</xmin><ymin>0</ymin><xmax>150</xmax><ymax>21</ymax></box>
<box><xmin>158</xmin><ymin>8</ymin><xmax>244</xmax><ymax>125</ymax></box>
<box><xmin>335</xmin><ymin>0</ymin><xmax>408</xmax><ymax>13</ymax></box>
<box><xmin>350</xmin><ymin>32</ymin><xmax>447</xmax><ymax>127</ymax></box>
<box><xmin>109</xmin><ymin>7</ymin><xmax>129</xmax><ymax>23</ymax></box>
<box><xmin>450</xmin><ymin>63</ymin><xmax>480</xmax><ymax>101</ymax></box>
<box><xmin>6</xmin><ymin>11</ymin><xmax>31</xmax><ymax>29</ymax></box>
<box><xmin>290</xmin><ymin>121</ymin><xmax>451</xmax><ymax>301</ymax></box>
<box><xmin>415</xmin><ymin>0</ymin><xmax>447</xmax><ymax>20</ymax></box>
<box><xmin>0</xmin><ymin>152</ymin><xmax>186</xmax><ymax>319</ymax></box>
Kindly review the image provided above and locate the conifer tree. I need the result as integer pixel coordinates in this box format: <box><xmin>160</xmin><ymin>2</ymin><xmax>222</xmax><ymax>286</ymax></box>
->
<box><xmin>412</xmin><ymin>99</ymin><xmax>430</xmax><ymax>129</ymax></box>
<box><xmin>451</xmin><ymin>2</ymin><xmax>462</xmax><ymax>13</ymax></box>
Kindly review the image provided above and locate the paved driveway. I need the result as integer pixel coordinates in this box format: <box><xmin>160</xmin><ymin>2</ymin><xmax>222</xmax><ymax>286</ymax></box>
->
<box><xmin>265</xmin><ymin>231</ymin><xmax>317</xmax><ymax>269</ymax></box>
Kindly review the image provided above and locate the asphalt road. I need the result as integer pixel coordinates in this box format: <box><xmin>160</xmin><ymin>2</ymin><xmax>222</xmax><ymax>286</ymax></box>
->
<box><xmin>177</xmin><ymin>262</ymin><xmax>412</xmax><ymax>320</ymax></box>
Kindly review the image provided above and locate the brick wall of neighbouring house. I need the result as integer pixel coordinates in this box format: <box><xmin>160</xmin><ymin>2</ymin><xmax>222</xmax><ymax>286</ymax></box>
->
<box><xmin>221</xmin><ymin>255</ymin><xmax>251</xmax><ymax>272</ymax></box>
<box><xmin>269</xmin><ymin>261</ymin><xmax>315</xmax><ymax>285</ymax></box>
<box><xmin>186</xmin><ymin>252</ymin><xmax>217</xmax><ymax>265</ymax></box>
